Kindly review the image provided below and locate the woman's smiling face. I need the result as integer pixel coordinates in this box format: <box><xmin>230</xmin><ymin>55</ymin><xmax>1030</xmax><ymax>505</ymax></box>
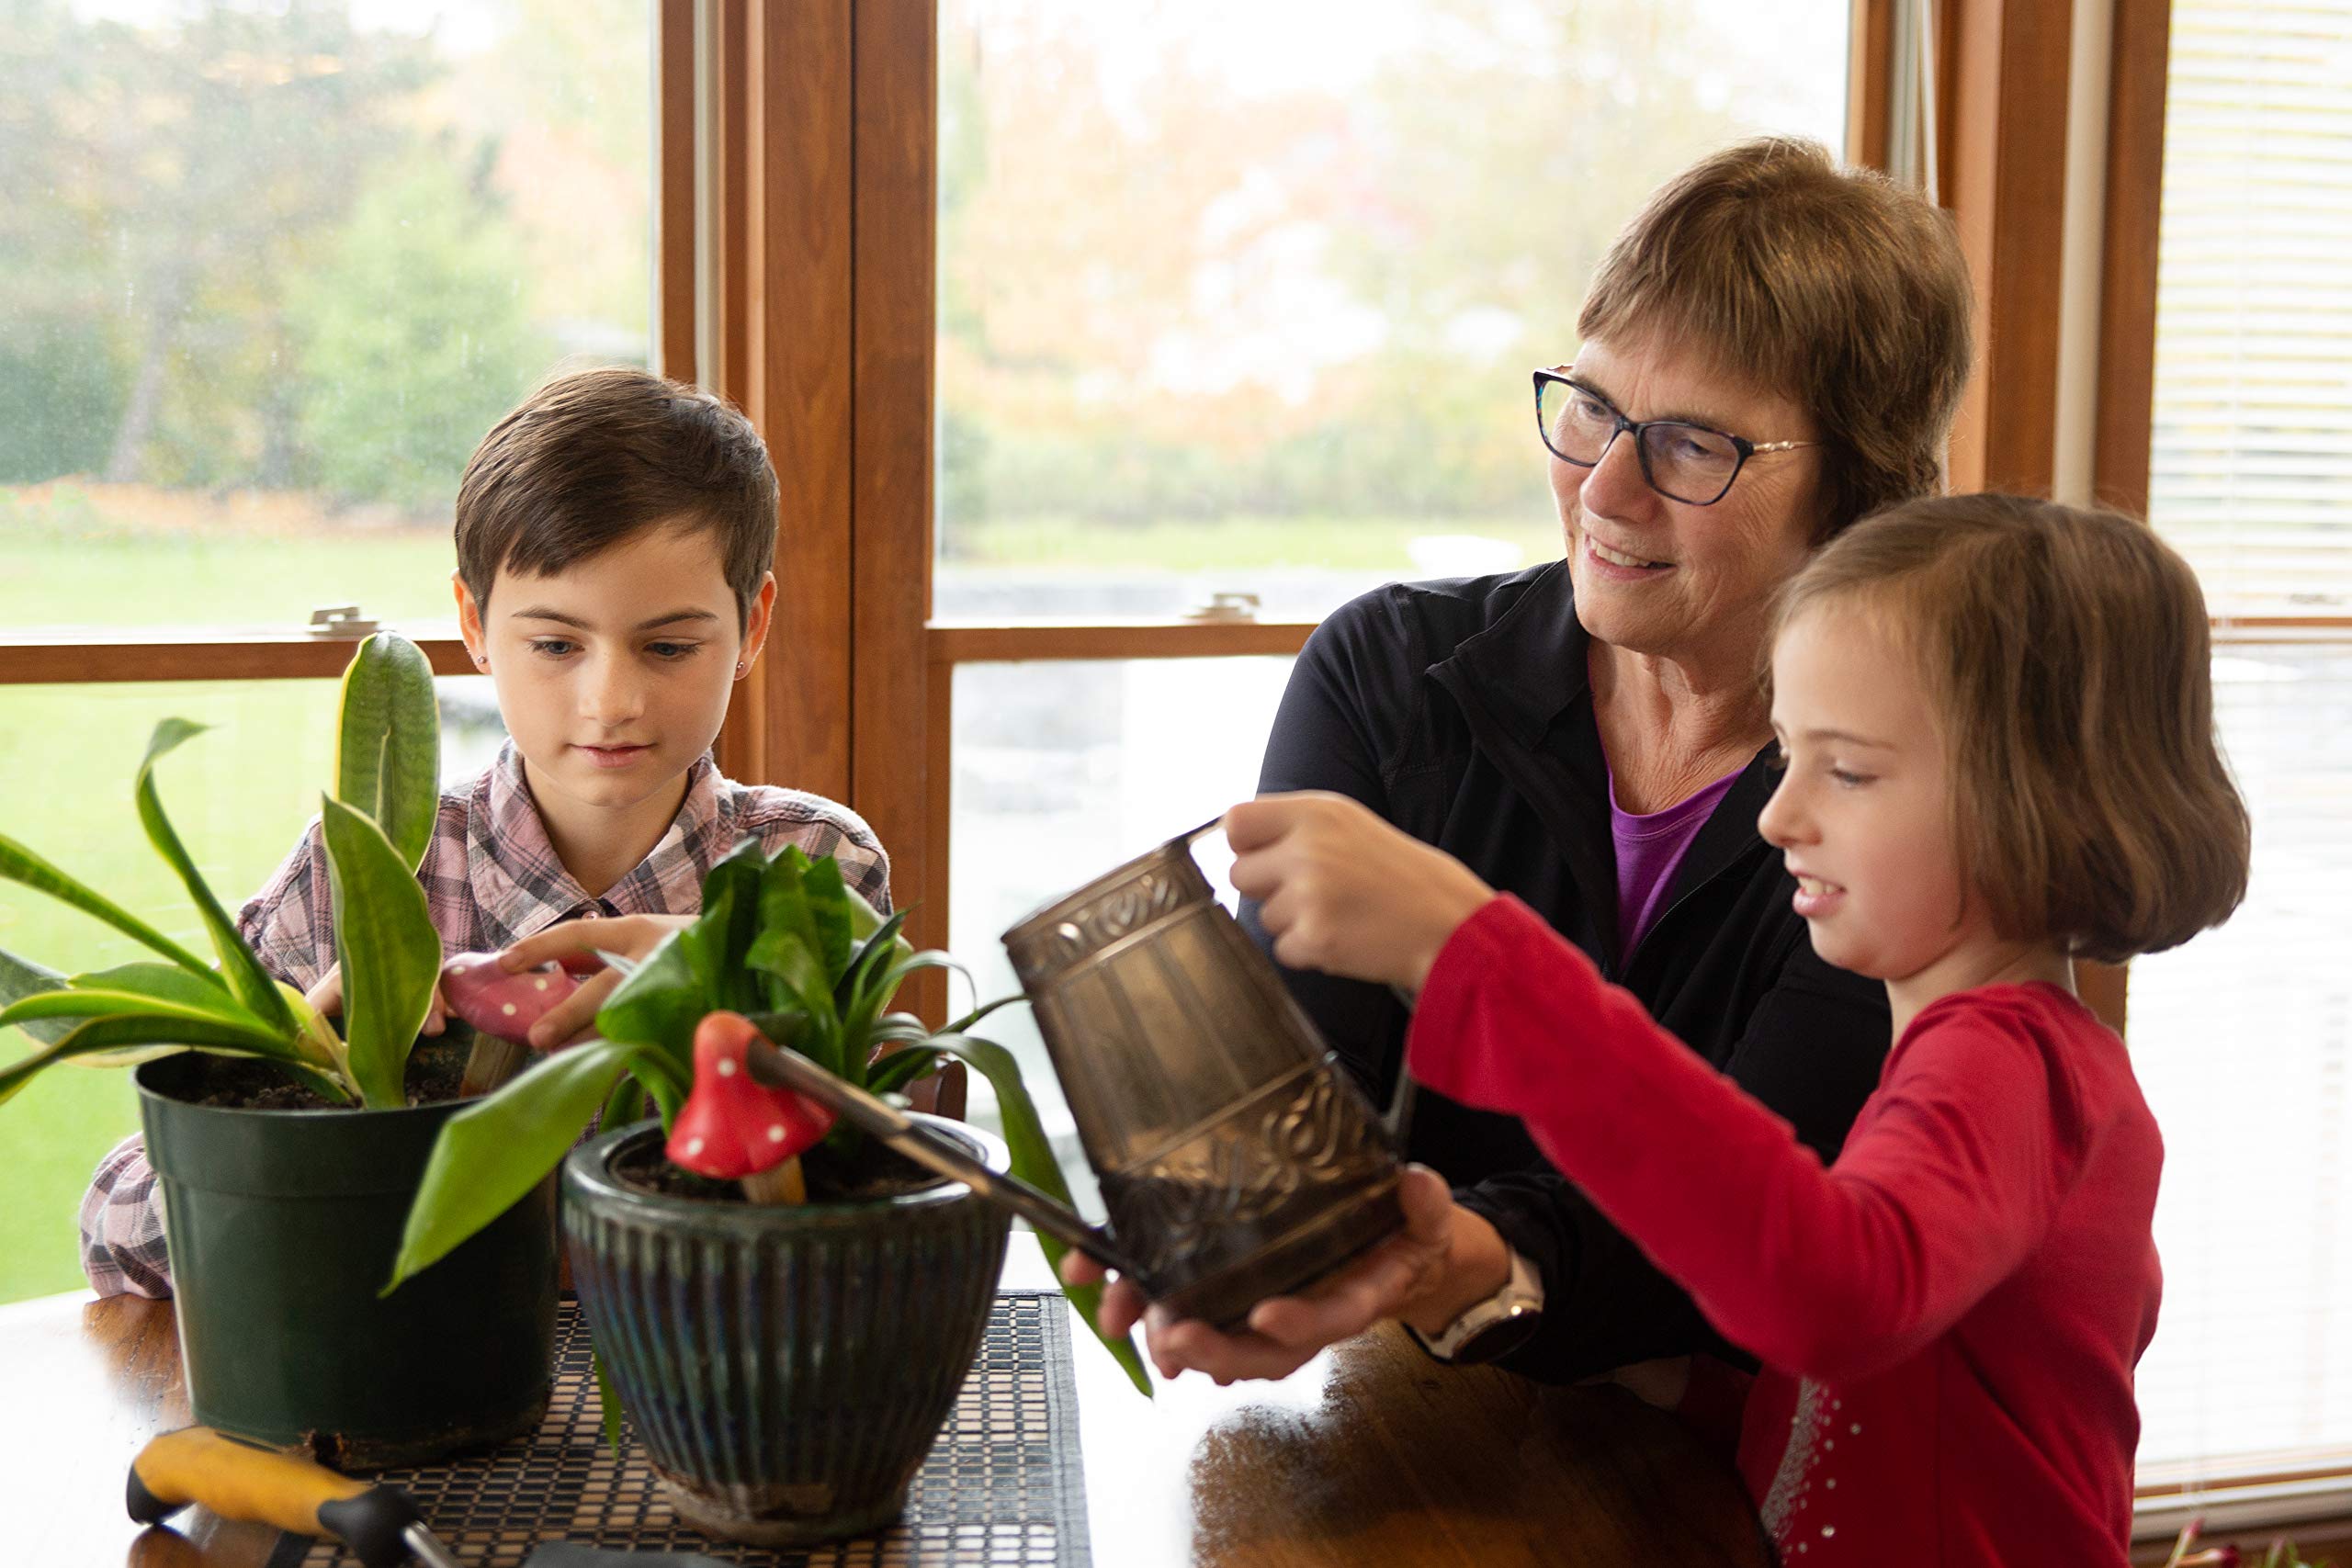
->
<box><xmin>1554</xmin><ymin>335</ymin><xmax>1826</xmax><ymax>671</ymax></box>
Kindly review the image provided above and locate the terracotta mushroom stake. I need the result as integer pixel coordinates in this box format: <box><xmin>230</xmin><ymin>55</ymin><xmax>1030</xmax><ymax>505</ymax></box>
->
<box><xmin>667</xmin><ymin>1011</ymin><xmax>837</xmax><ymax>1205</ymax></box>
<box><xmin>444</xmin><ymin>951</ymin><xmax>587</xmax><ymax>1097</ymax></box>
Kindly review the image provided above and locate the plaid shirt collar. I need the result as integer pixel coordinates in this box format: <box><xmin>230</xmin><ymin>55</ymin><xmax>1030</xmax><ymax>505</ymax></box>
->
<box><xmin>467</xmin><ymin>742</ymin><xmax>732</xmax><ymax>942</ymax></box>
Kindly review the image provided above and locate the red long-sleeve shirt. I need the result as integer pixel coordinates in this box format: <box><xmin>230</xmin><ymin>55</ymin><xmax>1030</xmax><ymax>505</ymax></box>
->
<box><xmin>1408</xmin><ymin>896</ymin><xmax>2162</xmax><ymax>1564</ymax></box>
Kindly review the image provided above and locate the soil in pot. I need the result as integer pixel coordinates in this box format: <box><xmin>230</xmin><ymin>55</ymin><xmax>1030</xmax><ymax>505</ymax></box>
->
<box><xmin>164</xmin><ymin>1029</ymin><xmax>473</xmax><ymax>1111</ymax></box>
<box><xmin>608</xmin><ymin>1132</ymin><xmax>946</xmax><ymax>1204</ymax></box>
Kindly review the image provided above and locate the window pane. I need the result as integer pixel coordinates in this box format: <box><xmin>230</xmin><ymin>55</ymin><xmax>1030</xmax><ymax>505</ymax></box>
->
<box><xmin>2129</xmin><ymin>645</ymin><xmax>2352</xmax><ymax>1471</ymax></box>
<box><xmin>0</xmin><ymin>676</ymin><xmax>504</xmax><ymax>1304</ymax></box>
<box><xmin>2</xmin><ymin>1</ymin><xmax>652</xmax><ymax>635</ymax></box>
<box><xmin>944</xmin><ymin>658</ymin><xmax>1292</xmax><ymax>1207</ymax></box>
<box><xmin>934</xmin><ymin>0</ymin><xmax>1850</xmax><ymax>620</ymax></box>
<box><xmin>2138</xmin><ymin>0</ymin><xmax>2352</xmax><ymax>1478</ymax></box>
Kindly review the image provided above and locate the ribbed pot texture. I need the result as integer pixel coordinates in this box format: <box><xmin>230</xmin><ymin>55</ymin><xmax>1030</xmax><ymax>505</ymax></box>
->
<box><xmin>562</xmin><ymin>1118</ymin><xmax>1014</xmax><ymax>1546</ymax></box>
<box><xmin>134</xmin><ymin>1052</ymin><xmax>559</xmax><ymax>1467</ymax></box>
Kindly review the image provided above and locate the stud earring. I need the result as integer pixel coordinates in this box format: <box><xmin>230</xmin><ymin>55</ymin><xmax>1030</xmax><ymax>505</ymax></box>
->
<box><xmin>735</xmin><ymin>660</ymin><xmax>748</xmax><ymax>676</ymax></box>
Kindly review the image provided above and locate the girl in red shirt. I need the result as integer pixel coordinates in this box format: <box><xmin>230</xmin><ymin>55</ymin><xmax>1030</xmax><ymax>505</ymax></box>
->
<box><xmin>1123</xmin><ymin>496</ymin><xmax>2252</xmax><ymax>1563</ymax></box>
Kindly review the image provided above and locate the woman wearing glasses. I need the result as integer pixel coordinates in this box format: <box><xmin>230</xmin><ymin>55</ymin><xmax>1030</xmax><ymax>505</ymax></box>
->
<box><xmin>1068</xmin><ymin>138</ymin><xmax>1973</xmax><ymax>1391</ymax></box>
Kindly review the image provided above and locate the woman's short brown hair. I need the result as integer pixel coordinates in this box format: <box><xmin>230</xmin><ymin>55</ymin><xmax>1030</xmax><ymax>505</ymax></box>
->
<box><xmin>1580</xmin><ymin>137</ymin><xmax>1973</xmax><ymax>538</ymax></box>
<box><xmin>454</xmin><ymin>367</ymin><xmax>778</xmax><ymax>627</ymax></box>
<box><xmin>1774</xmin><ymin>494</ymin><xmax>2250</xmax><ymax>964</ymax></box>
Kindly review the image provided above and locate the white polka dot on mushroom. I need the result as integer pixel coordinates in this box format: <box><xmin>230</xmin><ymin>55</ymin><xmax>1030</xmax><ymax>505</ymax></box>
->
<box><xmin>767</xmin><ymin>1124</ymin><xmax>786</xmax><ymax>1142</ymax></box>
<box><xmin>717</xmin><ymin>1058</ymin><xmax>738</xmax><ymax>1077</ymax></box>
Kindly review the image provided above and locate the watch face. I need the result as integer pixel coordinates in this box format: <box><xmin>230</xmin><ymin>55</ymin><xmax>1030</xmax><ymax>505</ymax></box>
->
<box><xmin>1453</xmin><ymin>1306</ymin><xmax>1541</xmax><ymax>1366</ymax></box>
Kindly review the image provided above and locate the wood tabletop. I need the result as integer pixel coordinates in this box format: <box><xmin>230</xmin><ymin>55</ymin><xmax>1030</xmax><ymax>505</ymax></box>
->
<box><xmin>0</xmin><ymin>1247</ymin><xmax>1767</xmax><ymax>1567</ymax></box>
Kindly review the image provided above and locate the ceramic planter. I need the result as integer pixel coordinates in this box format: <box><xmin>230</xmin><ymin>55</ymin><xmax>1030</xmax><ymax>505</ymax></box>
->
<box><xmin>561</xmin><ymin>1117</ymin><xmax>1013</xmax><ymax>1546</ymax></box>
<box><xmin>135</xmin><ymin>1051</ymin><xmax>560</xmax><ymax>1467</ymax></box>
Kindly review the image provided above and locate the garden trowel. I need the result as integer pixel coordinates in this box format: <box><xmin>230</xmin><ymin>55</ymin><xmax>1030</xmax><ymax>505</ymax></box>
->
<box><xmin>128</xmin><ymin>1426</ymin><xmax>732</xmax><ymax>1568</ymax></box>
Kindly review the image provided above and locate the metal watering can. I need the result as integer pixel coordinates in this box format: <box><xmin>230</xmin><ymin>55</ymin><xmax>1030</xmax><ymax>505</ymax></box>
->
<box><xmin>999</xmin><ymin>821</ymin><xmax>1406</xmax><ymax>1329</ymax></box>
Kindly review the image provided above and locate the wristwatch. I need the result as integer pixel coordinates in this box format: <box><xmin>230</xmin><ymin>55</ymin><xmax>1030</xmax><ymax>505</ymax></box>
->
<box><xmin>1408</xmin><ymin>1249</ymin><xmax>1544</xmax><ymax>1365</ymax></box>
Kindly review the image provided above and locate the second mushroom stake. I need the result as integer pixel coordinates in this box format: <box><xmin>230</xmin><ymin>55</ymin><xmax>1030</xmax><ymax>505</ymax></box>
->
<box><xmin>667</xmin><ymin>1011</ymin><xmax>837</xmax><ymax>1204</ymax></box>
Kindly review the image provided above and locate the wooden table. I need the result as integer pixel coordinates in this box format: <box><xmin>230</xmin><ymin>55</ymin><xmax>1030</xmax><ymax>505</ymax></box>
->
<box><xmin>0</xmin><ymin>1248</ymin><xmax>1768</xmax><ymax>1567</ymax></box>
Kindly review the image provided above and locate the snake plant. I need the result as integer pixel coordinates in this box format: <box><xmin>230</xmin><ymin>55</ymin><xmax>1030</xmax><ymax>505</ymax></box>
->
<box><xmin>0</xmin><ymin>633</ymin><xmax>444</xmax><ymax>1111</ymax></box>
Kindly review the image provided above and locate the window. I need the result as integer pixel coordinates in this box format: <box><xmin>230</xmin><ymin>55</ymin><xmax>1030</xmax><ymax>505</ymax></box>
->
<box><xmin>2129</xmin><ymin>0</ymin><xmax>2352</xmax><ymax>1498</ymax></box>
<box><xmin>931</xmin><ymin>0</ymin><xmax>1856</xmax><ymax>1187</ymax></box>
<box><xmin>0</xmin><ymin>0</ymin><xmax>652</xmax><ymax>1305</ymax></box>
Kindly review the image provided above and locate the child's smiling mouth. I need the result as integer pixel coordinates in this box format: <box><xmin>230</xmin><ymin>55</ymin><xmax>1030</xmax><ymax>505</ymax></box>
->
<box><xmin>577</xmin><ymin>742</ymin><xmax>655</xmax><ymax>769</ymax></box>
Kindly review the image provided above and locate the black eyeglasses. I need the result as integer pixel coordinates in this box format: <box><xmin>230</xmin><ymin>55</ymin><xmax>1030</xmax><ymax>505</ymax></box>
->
<box><xmin>1532</xmin><ymin>369</ymin><xmax>1817</xmax><ymax>507</ymax></box>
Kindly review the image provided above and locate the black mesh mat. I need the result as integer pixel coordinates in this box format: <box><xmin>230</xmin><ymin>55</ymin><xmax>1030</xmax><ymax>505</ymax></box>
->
<box><xmin>269</xmin><ymin>1291</ymin><xmax>1090</xmax><ymax>1568</ymax></box>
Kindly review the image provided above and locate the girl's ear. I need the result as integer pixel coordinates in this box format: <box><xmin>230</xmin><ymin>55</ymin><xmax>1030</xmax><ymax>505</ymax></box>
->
<box><xmin>737</xmin><ymin>572</ymin><xmax>779</xmax><ymax>676</ymax></box>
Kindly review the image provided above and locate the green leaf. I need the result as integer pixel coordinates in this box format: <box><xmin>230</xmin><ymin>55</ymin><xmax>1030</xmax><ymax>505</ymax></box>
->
<box><xmin>321</xmin><ymin>797</ymin><xmax>440</xmax><ymax>1110</ymax></box>
<box><xmin>595</xmin><ymin>929</ymin><xmax>707</xmax><ymax>1079</ymax></box>
<box><xmin>700</xmin><ymin>838</ymin><xmax>768</xmax><ymax>1013</ymax></box>
<box><xmin>334</xmin><ymin>633</ymin><xmax>442</xmax><ymax>874</ymax></box>
<box><xmin>0</xmin><ymin>835</ymin><xmax>219</xmax><ymax>981</ymax></box>
<box><xmin>388</xmin><ymin>1036</ymin><xmax>637</xmax><ymax>1292</ymax></box>
<box><xmin>0</xmin><ymin>987</ymin><xmax>277</xmax><ymax>1034</ymax></box>
<box><xmin>745</xmin><ymin>929</ymin><xmax>829</xmax><ymax>1019</ymax></box>
<box><xmin>835</xmin><ymin>909</ymin><xmax>911</xmax><ymax>1017</ymax></box>
<box><xmin>0</xmin><ymin>949</ymin><xmax>73</xmax><ymax>1045</ymax></box>
<box><xmin>918</xmin><ymin>1032</ymin><xmax>1152</xmax><ymax>1396</ymax></box>
<box><xmin>133</xmin><ymin>721</ymin><xmax>299</xmax><ymax>1038</ymax></box>
<box><xmin>798</xmin><ymin>854</ymin><xmax>854</xmax><ymax>979</ymax></box>
<box><xmin>0</xmin><ymin>1013</ymin><xmax>337</xmax><ymax>1108</ymax></box>
<box><xmin>592</xmin><ymin>1343</ymin><xmax>626</xmax><ymax>1455</ymax></box>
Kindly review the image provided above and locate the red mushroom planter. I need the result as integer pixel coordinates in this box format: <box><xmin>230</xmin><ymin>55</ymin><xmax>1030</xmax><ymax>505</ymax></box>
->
<box><xmin>560</xmin><ymin>1013</ymin><xmax>1013</xmax><ymax>1547</ymax></box>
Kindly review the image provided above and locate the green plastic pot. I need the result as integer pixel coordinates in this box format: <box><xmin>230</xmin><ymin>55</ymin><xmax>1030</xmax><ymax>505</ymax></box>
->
<box><xmin>563</xmin><ymin>1117</ymin><xmax>1013</xmax><ymax>1546</ymax></box>
<box><xmin>135</xmin><ymin>1052</ymin><xmax>559</xmax><ymax>1467</ymax></box>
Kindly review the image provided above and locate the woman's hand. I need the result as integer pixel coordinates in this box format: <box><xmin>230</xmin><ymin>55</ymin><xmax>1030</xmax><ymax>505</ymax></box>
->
<box><xmin>303</xmin><ymin>964</ymin><xmax>447</xmax><ymax>1034</ymax></box>
<box><xmin>1225</xmin><ymin>793</ymin><xmax>1498</xmax><ymax>993</ymax></box>
<box><xmin>498</xmin><ymin>913</ymin><xmax>695</xmax><ymax>1047</ymax></box>
<box><xmin>1057</xmin><ymin>1166</ymin><xmax>1510</xmax><ymax>1384</ymax></box>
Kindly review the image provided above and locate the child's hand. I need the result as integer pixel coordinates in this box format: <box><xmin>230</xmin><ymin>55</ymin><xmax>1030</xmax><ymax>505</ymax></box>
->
<box><xmin>500</xmin><ymin>913</ymin><xmax>695</xmax><ymax>1048</ymax></box>
<box><xmin>1058</xmin><ymin>1165</ymin><xmax>1472</xmax><ymax>1384</ymax></box>
<box><xmin>1225</xmin><ymin>793</ymin><xmax>1498</xmax><ymax>993</ymax></box>
<box><xmin>302</xmin><ymin>964</ymin><xmax>447</xmax><ymax>1034</ymax></box>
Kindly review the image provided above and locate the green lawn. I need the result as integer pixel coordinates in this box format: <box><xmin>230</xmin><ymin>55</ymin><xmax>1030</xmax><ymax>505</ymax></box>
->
<box><xmin>0</xmin><ymin>488</ymin><xmax>1548</xmax><ymax>1302</ymax></box>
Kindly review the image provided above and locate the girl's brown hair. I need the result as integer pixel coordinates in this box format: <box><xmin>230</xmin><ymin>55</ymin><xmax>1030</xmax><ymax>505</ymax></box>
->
<box><xmin>1774</xmin><ymin>494</ymin><xmax>2250</xmax><ymax>963</ymax></box>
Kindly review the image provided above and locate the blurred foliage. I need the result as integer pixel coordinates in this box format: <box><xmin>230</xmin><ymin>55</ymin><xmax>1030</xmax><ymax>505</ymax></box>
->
<box><xmin>935</xmin><ymin>0</ymin><xmax>1765</xmax><ymax>546</ymax></box>
<box><xmin>0</xmin><ymin>0</ymin><xmax>646</xmax><ymax>517</ymax></box>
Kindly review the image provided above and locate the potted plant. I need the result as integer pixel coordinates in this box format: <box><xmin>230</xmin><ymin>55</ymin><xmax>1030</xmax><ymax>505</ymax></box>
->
<box><xmin>390</xmin><ymin>837</ymin><xmax>1146</xmax><ymax>1544</ymax></box>
<box><xmin>0</xmin><ymin>634</ymin><xmax>558</xmax><ymax>1465</ymax></box>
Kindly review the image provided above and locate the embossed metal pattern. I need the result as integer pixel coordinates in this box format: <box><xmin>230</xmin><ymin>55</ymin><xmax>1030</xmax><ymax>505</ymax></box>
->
<box><xmin>1002</xmin><ymin>841</ymin><xmax>1210</xmax><ymax>987</ymax></box>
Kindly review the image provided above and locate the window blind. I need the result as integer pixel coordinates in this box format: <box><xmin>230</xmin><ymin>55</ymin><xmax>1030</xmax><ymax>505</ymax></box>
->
<box><xmin>2132</xmin><ymin>0</ymin><xmax>2352</xmax><ymax>1486</ymax></box>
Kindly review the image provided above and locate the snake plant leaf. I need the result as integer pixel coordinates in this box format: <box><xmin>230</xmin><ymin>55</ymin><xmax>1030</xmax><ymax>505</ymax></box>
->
<box><xmin>333</xmin><ymin>633</ymin><xmax>441</xmax><ymax>874</ymax></box>
<box><xmin>909</xmin><ymin>1032</ymin><xmax>1152</xmax><ymax>1396</ymax></box>
<box><xmin>387</xmin><ymin>1034</ymin><xmax>638</xmax><ymax>1292</ymax></box>
<box><xmin>133</xmin><ymin>720</ymin><xmax>300</xmax><ymax>1038</ymax></box>
<box><xmin>0</xmin><ymin>835</ymin><xmax>220</xmax><ymax>983</ymax></box>
<box><xmin>0</xmin><ymin>950</ymin><xmax>73</xmax><ymax>1045</ymax></box>
<box><xmin>321</xmin><ymin>797</ymin><xmax>441</xmax><ymax>1111</ymax></box>
<box><xmin>0</xmin><ymin>1012</ymin><xmax>331</xmax><ymax>1108</ymax></box>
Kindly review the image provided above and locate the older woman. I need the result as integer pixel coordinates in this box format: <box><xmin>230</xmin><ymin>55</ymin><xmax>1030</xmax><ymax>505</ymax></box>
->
<box><xmin>1069</xmin><ymin>137</ymin><xmax>1973</xmax><ymax>1387</ymax></box>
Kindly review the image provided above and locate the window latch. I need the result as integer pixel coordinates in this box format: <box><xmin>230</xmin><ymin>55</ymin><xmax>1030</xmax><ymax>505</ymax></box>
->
<box><xmin>306</xmin><ymin>605</ymin><xmax>380</xmax><ymax>638</ymax></box>
<box><xmin>1182</xmin><ymin>592</ymin><xmax>1261</xmax><ymax>625</ymax></box>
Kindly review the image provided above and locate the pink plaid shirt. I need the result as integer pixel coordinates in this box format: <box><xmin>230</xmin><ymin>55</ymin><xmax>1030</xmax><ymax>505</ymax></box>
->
<box><xmin>78</xmin><ymin>744</ymin><xmax>888</xmax><ymax>1298</ymax></box>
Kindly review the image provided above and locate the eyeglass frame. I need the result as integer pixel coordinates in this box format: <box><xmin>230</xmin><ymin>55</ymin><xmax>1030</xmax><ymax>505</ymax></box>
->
<box><xmin>1531</xmin><ymin>368</ymin><xmax>1820</xmax><ymax>507</ymax></box>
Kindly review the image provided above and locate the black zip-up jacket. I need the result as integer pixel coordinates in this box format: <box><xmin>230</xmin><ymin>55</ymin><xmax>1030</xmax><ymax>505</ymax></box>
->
<box><xmin>1242</xmin><ymin>562</ymin><xmax>1891</xmax><ymax>1383</ymax></box>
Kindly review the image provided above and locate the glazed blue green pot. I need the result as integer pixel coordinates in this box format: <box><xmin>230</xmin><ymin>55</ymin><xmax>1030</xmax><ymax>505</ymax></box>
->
<box><xmin>561</xmin><ymin>1117</ymin><xmax>1013</xmax><ymax>1546</ymax></box>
